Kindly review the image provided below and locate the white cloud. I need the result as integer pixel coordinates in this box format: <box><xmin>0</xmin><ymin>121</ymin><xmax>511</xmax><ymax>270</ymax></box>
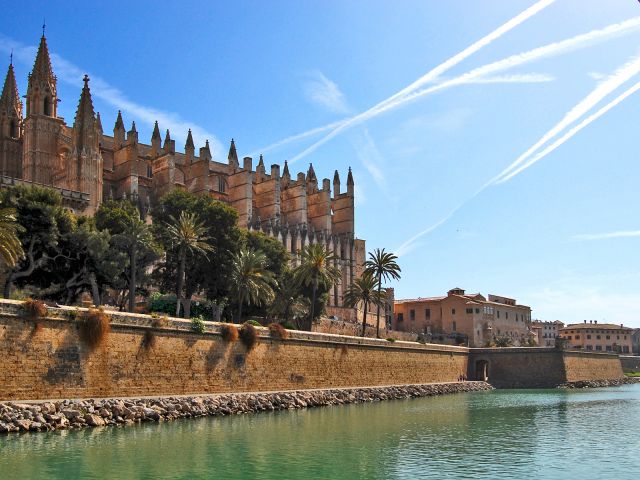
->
<box><xmin>0</xmin><ymin>35</ymin><xmax>224</xmax><ymax>159</ymax></box>
<box><xmin>352</xmin><ymin>129</ymin><xmax>387</xmax><ymax>192</ymax></box>
<box><xmin>303</xmin><ymin>71</ymin><xmax>350</xmax><ymax>115</ymax></box>
<box><xmin>588</xmin><ymin>71</ymin><xmax>606</xmax><ymax>81</ymax></box>
<box><xmin>572</xmin><ymin>230</ymin><xmax>640</xmax><ymax>241</ymax></box>
<box><xmin>462</xmin><ymin>73</ymin><xmax>555</xmax><ymax>83</ymax></box>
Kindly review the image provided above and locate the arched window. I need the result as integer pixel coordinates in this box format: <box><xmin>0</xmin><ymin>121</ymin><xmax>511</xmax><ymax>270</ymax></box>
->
<box><xmin>43</xmin><ymin>97</ymin><xmax>51</xmax><ymax>116</ymax></box>
<box><xmin>9</xmin><ymin>120</ymin><xmax>17</xmax><ymax>138</ymax></box>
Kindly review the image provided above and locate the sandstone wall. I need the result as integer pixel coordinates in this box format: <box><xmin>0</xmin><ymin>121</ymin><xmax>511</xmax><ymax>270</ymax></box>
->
<box><xmin>469</xmin><ymin>348</ymin><xmax>623</xmax><ymax>388</ymax></box>
<box><xmin>0</xmin><ymin>305</ymin><xmax>468</xmax><ymax>401</ymax></box>
<box><xmin>563</xmin><ymin>351</ymin><xmax>624</xmax><ymax>381</ymax></box>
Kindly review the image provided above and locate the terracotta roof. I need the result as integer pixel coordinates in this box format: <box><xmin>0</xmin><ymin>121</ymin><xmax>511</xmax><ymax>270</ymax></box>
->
<box><xmin>394</xmin><ymin>296</ymin><xmax>446</xmax><ymax>304</ymax></box>
<box><xmin>561</xmin><ymin>323</ymin><xmax>632</xmax><ymax>331</ymax></box>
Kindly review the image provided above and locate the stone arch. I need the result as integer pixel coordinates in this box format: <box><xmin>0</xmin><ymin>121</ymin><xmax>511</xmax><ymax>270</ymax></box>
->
<box><xmin>43</xmin><ymin>96</ymin><xmax>52</xmax><ymax>116</ymax></box>
<box><xmin>9</xmin><ymin>119</ymin><xmax>17</xmax><ymax>138</ymax></box>
<box><xmin>474</xmin><ymin>358</ymin><xmax>490</xmax><ymax>382</ymax></box>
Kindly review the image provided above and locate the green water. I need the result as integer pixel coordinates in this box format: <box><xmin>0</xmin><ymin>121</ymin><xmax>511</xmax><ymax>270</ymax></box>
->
<box><xmin>1</xmin><ymin>385</ymin><xmax>639</xmax><ymax>479</ymax></box>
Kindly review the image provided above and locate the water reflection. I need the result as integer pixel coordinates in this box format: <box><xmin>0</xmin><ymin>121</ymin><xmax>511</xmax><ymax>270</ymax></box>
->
<box><xmin>1</xmin><ymin>385</ymin><xmax>639</xmax><ymax>479</ymax></box>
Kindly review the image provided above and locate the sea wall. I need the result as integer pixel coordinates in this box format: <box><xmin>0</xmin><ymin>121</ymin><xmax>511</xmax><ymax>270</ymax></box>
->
<box><xmin>620</xmin><ymin>355</ymin><xmax>640</xmax><ymax>373</ymax></box>
<box><xmin>0</xmin><ymin>300</ymin><xmax>625</xmax><ymax>400</ymax></box>
<box><xmin>469</xmin><ymin>348</ymin><xmax>623</xmax><ymax>388</ymax></box>
<box><xmin>0</xmin><ymin>301</ymin><xmax>468</xmax><ymax>401</ymax></box>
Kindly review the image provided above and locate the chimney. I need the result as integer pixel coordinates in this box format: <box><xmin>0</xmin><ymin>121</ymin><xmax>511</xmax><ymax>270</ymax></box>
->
<box><xmin>594</xmin><ymin>320</ymin><xmax>598</xmax><ymax>324</ymax></box>
<box><xmin>584</xmin><ymin>320</ymin><xmax>587</xmax><ymax>323</ymax></box>
<box><xmin>590</xmin><ymin>320</ymin><xmax>593</xmax><ymax>324</ymax></box>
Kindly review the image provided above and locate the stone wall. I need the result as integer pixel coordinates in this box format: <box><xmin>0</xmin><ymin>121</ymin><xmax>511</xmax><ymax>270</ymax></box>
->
<box><xmin>618</xmin><ymin>355</ymin><xmax>640</xmax><ymax>373</ymax></box>
<box><xmin>313</xmin><ymin>317</ymin><xmax>418</xmax><ymax>342</ymax></box>
<box><xmin>0</xmin><ymin>302</ymin><xmax>467</xmax><ymax>401</ymax></box>
<box><xmin>469</xmin><ymin>348</ymin><xmax>623</xmax><ymax>388</ymax></box>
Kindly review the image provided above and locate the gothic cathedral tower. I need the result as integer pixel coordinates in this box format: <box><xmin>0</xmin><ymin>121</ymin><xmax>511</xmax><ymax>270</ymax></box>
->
<box><xmin>22</xmin><ymin>33</ymin><xmax>61</xmax><ymax>186</ymax></box>
<box><xmin>0</xmin><ymin>59</ymin><xmax>23</xmax><ymax>177</ymax></box>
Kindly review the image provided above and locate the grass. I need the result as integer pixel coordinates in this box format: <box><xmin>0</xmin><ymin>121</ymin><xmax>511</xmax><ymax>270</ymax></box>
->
<box><xmin>240</xmin><ymin>323</ymin><xmax>259</xmax><ymax>350</ymax></box>
<box><xmin>23</xmin><ymin>298</ymin><xmax>47</xmax><ymax>319</ymax></box>
<box><xmin>79</xmin><ymin>308</ymin><xmax>111</xmax><ymax>350</ymax></box>
<box><xmin>220</xmin><ymin>324</ymin><xmax>239</xmax><ymax>343</ymax></box>
<box><xmin>625</xmin><ymin>372</ymin><xmax>640</xmax><ymax>377</ymax></box>
<box><xmin>268</xmin><ymin>322</ymin><xmax>288</xmax><ymax>340</ymax></box>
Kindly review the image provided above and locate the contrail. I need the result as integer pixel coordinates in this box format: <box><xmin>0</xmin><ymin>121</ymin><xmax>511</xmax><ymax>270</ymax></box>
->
<box><xmin>395</xmin><ymin>72</ymin><xmax>640</xmax><ymax>257</ymax></box>
<box><xmin>289</xmin><ymin>15</ymin><xmax>640</xmax><ymax>163</ymax></box>
<box><xmin>572</xmin><ymin>230</ymin><xmax>640</xmax><ymax>241</ymax></box>
<box><xmin>492</xmin><ymin>53</ymin><xmax>640</xmax><ymax>184</ymax></box>
<box><xmin>496</xmin><ymin>78</ymin><xmax>640</xmax><ymax>183</ymax></box>
<box><xmin>254</xmin><ymin>0</ymin><xmax>554</xmax><ymax>161</ymax></box>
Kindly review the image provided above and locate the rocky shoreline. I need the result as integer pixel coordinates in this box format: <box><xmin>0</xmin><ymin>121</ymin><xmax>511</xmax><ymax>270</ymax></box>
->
<box><xmin>558</xmin><ymin>377</ymin><xmax>640</xmax><ymax>389</ymax></box>
<box><xmin>0</xmin><ymin>382</ymin><xmax>492</xmax><ymax>434</ymax></box>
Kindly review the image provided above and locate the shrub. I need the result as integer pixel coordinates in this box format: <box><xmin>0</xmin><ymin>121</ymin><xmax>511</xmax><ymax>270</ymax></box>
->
<box><xmin>268</xmin><ymin>322</ymin><xmax>288</xmax><ymax>340</ymax></box>
<box><xmin>282</xmin><ymin>321</ymin><xmax>297</xmax><ymax>330</ymax></box>
<box><xmin>245</xmin><ymin>319</ymin><xmax>262</xmax><ymax>327</ymax></box>
<box><xmin>386</xmin><ymin>337</ymin><xmax>396</xmax><ymax>342</ymax></box>
<box><xmin>190</xmin><ymin>315</ymin><xmax>206</xmax><ymax>334</ymax></box>
<box><xmin>79</xmin><ymin>308</ymin><xmax>111</xmax><ymax>350</ymax></box>
<box><xmin>220</xmin><ymin>324</ymin><xmax>239</xmax><ymax>343</ymax></box>
<box><xmin>23</xmin><ymin>298</ymin><xmax>47</xmax><ymax>319</ymax></box>
<box><xmin>142</xmin><ymin>330</ymin><xmax>156</xmax><ymax>349</ymax></box>
<box><xmin>152</xmin><ymin>315</ymin><xmax>169</xmax><ymax>329</ymax></box>
<box><xmin>240</xmin><ymin>323</ymin><xmax>259</xmax><ymax>350</ymax></box>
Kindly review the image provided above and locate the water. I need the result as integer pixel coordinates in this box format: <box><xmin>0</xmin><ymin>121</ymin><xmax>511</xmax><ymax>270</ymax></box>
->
<box><xmin>2</xmin><ymin>385</ymin><xmax>639</xmax><ymax>479</ymax></box>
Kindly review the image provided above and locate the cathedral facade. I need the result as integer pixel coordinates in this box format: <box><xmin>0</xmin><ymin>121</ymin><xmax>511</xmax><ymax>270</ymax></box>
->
<box><xmin>0</xmin><ymin>34</ymin><xmax>364</xmax><ymax>313</ymax></box>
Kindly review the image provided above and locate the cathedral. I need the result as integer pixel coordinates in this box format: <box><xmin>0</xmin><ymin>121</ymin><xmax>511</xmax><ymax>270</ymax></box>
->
<box><xmin>0</xmin><ymin>33</ymin><xmax>366</xmax><ymax>315</ymax></box>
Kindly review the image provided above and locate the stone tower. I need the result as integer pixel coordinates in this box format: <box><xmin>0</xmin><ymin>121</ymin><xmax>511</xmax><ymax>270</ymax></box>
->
<box><xmin>0</xmin><ymin>60</ymin><xmax>23</xmax><ymax>177</ymax></box>
<box><xmin>22</xmin><ymin>34</ymin><xmax>61</xmax><ymax>185</ymax></box>
<box><xmin>68</xmin><ymin>75</ymin><xmax>103</xmax><ymax>214</ymax></box>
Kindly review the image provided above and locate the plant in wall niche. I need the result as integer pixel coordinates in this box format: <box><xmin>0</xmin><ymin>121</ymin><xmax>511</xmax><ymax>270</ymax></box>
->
<box><xmin>268</xmin><ymin>322</ymin><xmax>288</xmax><ymax>340</ymax></box>
<box><xmin>152</xmin><ymin>315</ymin><xmax>169</xmax><ymax>329</ymax></box>
<box><xmin>239</xmin><ymin>323</ymin><xmax>259</xmax><ymax>351</ymax></box>
<box><xmin>245</xmin><ymin>319</ymin><xmax>262</xmax><ymax>327</ymax></box>
<box><xmin>79</xmin><ymin>308</ymin><xmax>111</xmax><ymax>350</ymax></box>
<box><xmin>386</xmin><ymin>337</ymin><xmax>396</xmax><ymax>342</ymax></box>
<box><xmin>23</xmin><ymin>298</ymin><xmax>47</xmax><ymax>319</ymax></box>
<box><xmin>190</xmin><ymin>315</ymin><xmax>206</xmax><ymax>334</ymax></box>
<box><xmin>220</xmin><ymin>324</ymin><xmax>239</xmax><ymax>343</ymax></box>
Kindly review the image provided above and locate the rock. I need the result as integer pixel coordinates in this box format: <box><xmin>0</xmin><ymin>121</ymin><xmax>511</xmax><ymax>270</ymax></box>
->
<box><xmin>14</xmin><ymin>419</ymin><xmax>32</xmax><ymax>431</ymax></box>
<box><xmin>62</xmin><ymin>409</ymin><xmax>81</xmax><ymax>420</ymax></box>
<box><xmin>85</xmin><ymin>414</ymin><xmax>105</xmax><ymax>427</ymax></box>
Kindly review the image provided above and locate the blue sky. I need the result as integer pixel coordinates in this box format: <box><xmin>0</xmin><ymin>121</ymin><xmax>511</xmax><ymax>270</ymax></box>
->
<box><xmin>1</xmin><ymin>1</ymin><xmax>639</xmax><ymax>326</ymax></box>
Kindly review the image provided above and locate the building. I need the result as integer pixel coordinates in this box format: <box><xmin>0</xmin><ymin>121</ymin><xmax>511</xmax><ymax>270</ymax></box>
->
<box><xmin>559</xmin><ymin>321</ymin><xmax>633</xmax><ymax>353</ymax></box>
<box><xmin>633</xmin><ymin>329</ymin><xmax>640</xmax><ymax>355</ymax></box>
<box><xmin>531</xmin><ymin>320</ymin><xmax>564</xmax><ymax>347</ymax></box>
<box><xmin>0</xmin><ymin>33</ymin><xmax>365</xmax><ymax>313</ymax></box>
<box><xmin>393</xmin><ymin>288</ymin><xmax>532</xmax><ymax>347</ymax></box>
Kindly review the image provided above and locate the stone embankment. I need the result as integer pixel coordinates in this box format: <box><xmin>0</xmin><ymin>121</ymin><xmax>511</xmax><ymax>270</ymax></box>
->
<box><xmin>0</xmin><ymin>382</ymin><xmax>491</xmax><ymax>434</ymax></box>
<box><xmin>558</xmin><ymin>377</ymin><xmax>640</xmax><ymax>389</ymax></box>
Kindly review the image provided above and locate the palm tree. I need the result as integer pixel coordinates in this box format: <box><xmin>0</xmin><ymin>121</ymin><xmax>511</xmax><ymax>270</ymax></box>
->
<box><xmin>293</xmin><ymin>243</ymin><xmax>341</xmax><ymax>330</ymax></box>
<box><xmin>343</xmin><ymin>271</ymin><xmax>384</xmax><ymax>337</ymax></box>
<box><xmin>0</xmin><ymin>208</ymin><xmax>24</xmax><ymax>268</ymax></box>
<box><xmin>230</xmin><ymin>248</ymin><xmax>277</xmax><ymax>323</ymax></box>
<box><xmin>270</xmin><ymin>270</ymin><xmax>308</xmax><ymax>327</ymax></box>
<box><xmin>165</xmin><ymin>211</ymin><xmax>214</xmax><ymax>317</ymax></box>
<box><xmin>115</xmin><ymin>215</ymin><xmax>154</xmax><ymax>313</ymax></box>
<box><xmin>364</xmin><ymin>248</ymin><xmax>401</xmax><ymax>338</ymax></box>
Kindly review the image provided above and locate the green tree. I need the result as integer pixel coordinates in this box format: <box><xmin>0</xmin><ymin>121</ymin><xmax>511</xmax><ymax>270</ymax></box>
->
<box><xmin>230</xmin><ymin>248</ymin><xmax>277</xmax><ymax>323</ymax></box>
<box><xmin>343</xmin><ymin>271</ymin><xmax>384</xmax><ymax>337</ymax></box>
<box><xmin>165</xmin><ymin>211</ymin><xmax>214</xmax><ymax>317</ymax></box>
<box><xmin>269</xmin><ymin>269</ymin><xmax>308</xmax><ymax>327</ymax></box>
<box><xmin>364</xmin><ymin>248</ymin><xmax>401</xmax><ymax>338</ymax></box>
<box><xmin>293</xmin><ymin>243</ymin><xmax>341</xmax><ymax>331</ymax></box>
<box><xmin>96</xmin><ymin>200</ymin><xmax>160</xmax><ymax>310</ymax></box>
<box><xmin>152</xmin><ymin>189</ymin><xmax>240</xmax><ymax>316</ymax></box>
<box><xmin>0</xmin><ymin>208</ymin><xmax>24</xmax><ymax>267</ymax></box>
<box><xmin>0</xmin><ymin>185</ymin><xmax>67</xmax><ymax>298</ymax></box>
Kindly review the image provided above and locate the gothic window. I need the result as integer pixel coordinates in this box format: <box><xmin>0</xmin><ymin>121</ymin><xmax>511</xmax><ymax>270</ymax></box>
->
<box><xmin>218</xmin><ymin>176</ymin><xmax>226</xmax><ymax>193</ymax></box>
<box><xmin>9</xmin><ymin>120</ymin><xmax>16</xmax><ymax>138</ymax></box>
<box><xmin>44</xmin><ymin>97</ymin><xmax>52</xmax><ymax>116</ymax></box>
<box><xmin>147</xmin><ymin>165</ymin><xmax>153</xmax><ymax>178</ymax></box>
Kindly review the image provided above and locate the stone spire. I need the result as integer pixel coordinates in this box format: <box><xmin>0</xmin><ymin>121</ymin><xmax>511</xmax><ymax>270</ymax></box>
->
<box><xmin>333</xmin><ymin>169</ymin><xmax>340</xmax><ymax>196</ymax></box>
<box><xmin>307</xmin><ymin>163</ymin><xmax>317</xmax><ymax>182</ymax></box>
<box><xmin>228</xmin><ymin>138</ymin><xmax>239</xmax><ymax>167</ymax></box>
<box><xmin>347</xmin><ymin>166</ymin><xmax>354</xmax><ymax>194</ymax></box>
<box><xmin>95</xmin><ymin>112</ymin><xmax>102</xmax><ymax>133</ymax></box>
<box><xmin>185</xmin><ymin>128</ymin><xmax>194</xmax><ymax>150</ymax></box>
<box><xmin>113</xmin><ymin>110</ymin><xmax>125</xmax><ymax>147</ymax></box>
<box><xmin>200</xmin><ymin>139</ymin><xmax>212</xmax><ymax>162</ymax></box>
<box><xmin>163</xmin><ymin>129</ymin><xmax>174</xmax><ymax>154</ymax></box>
<box><xmin>1</xmin><ymin>63</ymin><xmax>22</xmax><ymax>119</ymax></box>
<box><xmin>185</xmin><ymin>129</ymin><xmax>195</xmax><ymax>162</ymax></box>
<box><xmin>128</xmin><ymin>121</ymin><xmax>138</xmax><ymax>144</ymax></box>
<box><xmin>256</xmin><ymin>154</ymin><xmax>265</xmax><ymax>174</ymax></box>
<box><xmin>282</xmin><ymin>160</ymin><xmax>290</xmax><ymax>179</ymax></box>
<box><xmin>27</xmin><ymin>33</ymin><xmax>57</xmax><ymax>117</ymax></box>
<box><xmin>73</xmin><ymin>75</ymin><xmax>96</xmax><ymax>130</ymax></box>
